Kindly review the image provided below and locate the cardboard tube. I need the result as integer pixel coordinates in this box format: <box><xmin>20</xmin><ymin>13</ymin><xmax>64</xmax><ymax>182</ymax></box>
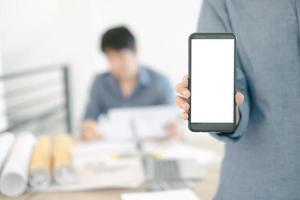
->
<box><xmin>29</xmin><ymin>135</ymin><xmax>52</xmax><ymax>189</ymax></box>
<box><xmin>53</xmin><ymin>134</ymin><xmax>75</xmax><ymax>185</ymax></box>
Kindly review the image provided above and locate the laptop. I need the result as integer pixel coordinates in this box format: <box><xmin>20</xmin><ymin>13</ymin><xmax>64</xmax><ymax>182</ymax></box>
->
<box><xmin>130</xmin><ymin>118</ymin><xmax>204</xmax><ymax>191</ymax></box>
<box><xmin>143</xmin><ymin>157</ymin><xmax>204</xmax><ymax>181</ymax></box>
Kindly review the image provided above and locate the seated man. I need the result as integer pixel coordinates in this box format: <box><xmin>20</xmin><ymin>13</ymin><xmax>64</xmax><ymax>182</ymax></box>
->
<box><xmin>82</xmin><ymin>26</ymin><xmax>180</xmax><ymax>140</ymax></box>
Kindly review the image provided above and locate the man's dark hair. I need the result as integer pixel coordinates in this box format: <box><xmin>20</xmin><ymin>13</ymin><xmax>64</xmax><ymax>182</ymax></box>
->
<box><xmin>100</xmin><ymin>26</ymin><xmax>136</xmax><ymax>52</ymax></box>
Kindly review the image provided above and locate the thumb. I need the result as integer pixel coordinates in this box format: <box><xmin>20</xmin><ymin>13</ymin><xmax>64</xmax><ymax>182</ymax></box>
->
<box><xmin>235</xmin><ymin>92</ymin><xmax>244</xmax><ymax>108</ymax></box>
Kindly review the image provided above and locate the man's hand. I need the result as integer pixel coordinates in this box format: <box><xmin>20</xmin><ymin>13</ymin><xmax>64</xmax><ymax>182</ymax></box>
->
<box><xmin>164</xmin><ymin>121</ymin><xmax>183</xmax><ymax>140</ymax></box>
<box><xmin>175</xmin><ymin>75</ymin><xmax>244</xmax><ymax>123</ymax></box>
<box><xmin>82</xmin><ymin>120</ymin><xmax>102</xmax><ymax>141</ymax></box>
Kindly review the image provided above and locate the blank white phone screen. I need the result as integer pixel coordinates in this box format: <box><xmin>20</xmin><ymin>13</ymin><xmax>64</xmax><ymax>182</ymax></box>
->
<box><xmin>191</xmin><ymin>38</ymin><xmax>234</xmax><ymax>123</ymax></box>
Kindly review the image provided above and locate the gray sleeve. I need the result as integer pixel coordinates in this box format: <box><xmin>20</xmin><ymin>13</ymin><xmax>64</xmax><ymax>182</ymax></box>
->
<box><xmin>84</xmin><ymin>77</ymin><xmax>104</xmax><ymax>121</ymax></box>
<box><xmin>197</xmin><ymin>0</ymin><xmax>251</xmax><ymax>142</ymax></box>
<box><xmin>156</xmin><ymin>76</ymin><xmax>175</xmax><ymax>105</ymax></box>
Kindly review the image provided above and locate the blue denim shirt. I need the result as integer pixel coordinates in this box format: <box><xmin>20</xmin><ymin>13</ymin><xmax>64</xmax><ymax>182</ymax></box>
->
<box><xmin>197</xmin><ymin>0</ymin><xmax>300</xmax><ymax>199</ymax></box>
<box><xmin>84</xmin><ymin>66</ymin><xmax>174</xmax><ymax>121</ymax></box>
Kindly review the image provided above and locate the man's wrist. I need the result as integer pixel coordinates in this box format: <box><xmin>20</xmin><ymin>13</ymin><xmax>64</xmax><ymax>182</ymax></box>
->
<box><xmin>236</xmin><ymin>105</ymin><xmax>241</xmax><ymax>126</ymax></box>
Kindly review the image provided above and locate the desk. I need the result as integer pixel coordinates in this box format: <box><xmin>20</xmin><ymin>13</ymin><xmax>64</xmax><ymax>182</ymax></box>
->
<box><xmin>0</xmin><ymin>136</ymin><xmax>224</xmax><ymax>200</ymax></box>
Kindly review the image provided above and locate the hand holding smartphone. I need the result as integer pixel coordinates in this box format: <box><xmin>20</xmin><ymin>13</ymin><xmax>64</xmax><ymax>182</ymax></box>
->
<box><xmin>188</xmin><ymin>33</ymin><xmax>236</xmax><ymax>133</ymax></box>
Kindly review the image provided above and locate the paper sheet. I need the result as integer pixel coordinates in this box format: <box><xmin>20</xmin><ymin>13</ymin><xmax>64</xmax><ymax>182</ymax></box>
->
<box><xmin>102</xmin><ymin>105</ymin><xmax>180</xmax><ymax>140</ymax></box>
<box><xmin>121</xmin><ymin>189</ymin><xmax>199</xmax><ymax>200</ymax></box>
<box><xmin>133</xmin><ymin>105</ymin><xmax>181</xmax><ymax>139</ymax></box>
<box><xmin>0</xmin><ymin>132</ymin><xmax>36</xmax><ymax>197</ymax></box>
<box><xmin>100</xmin><ymin>110</ymin><xmax>133</xmax><ymax>140</ymax></box>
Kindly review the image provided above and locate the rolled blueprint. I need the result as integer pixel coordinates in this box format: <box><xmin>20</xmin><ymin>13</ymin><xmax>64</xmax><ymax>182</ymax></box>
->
<box><xmin>29</xmin><ymin>135</ymin><xmax>52</xmax><ymax>189</ymax></box>
<box><xmin>53</xmin><ymin>134</ymin><xmax>75</xmax><ymax>185</ymax></box>
<box><xmin>0</xmin><ymin>132</ymin><xmax>36</xmax><ymax>197</ymax></box>
<box><xmin>0</xmin><ymin>133</ymin><xmax>15</xmax><ymax>170</ymax></box>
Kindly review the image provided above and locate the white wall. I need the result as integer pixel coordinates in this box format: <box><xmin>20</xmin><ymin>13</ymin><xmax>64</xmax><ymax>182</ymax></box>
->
<box><xmin>93</xmin><ymin>0</ymin><xmax>202</xmax><ymax>84</ymax></box>
<box><xmin>0</xmin><ymin>0</ymin><xmax>202</xmax><ymax>133</ymax></box>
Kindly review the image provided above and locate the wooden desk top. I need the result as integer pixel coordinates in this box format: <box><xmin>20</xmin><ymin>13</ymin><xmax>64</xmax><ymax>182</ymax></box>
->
<box><xmin>0</xmin><ymin>136</ymin><xmax>224</xmax><ymax>200</ymax></box>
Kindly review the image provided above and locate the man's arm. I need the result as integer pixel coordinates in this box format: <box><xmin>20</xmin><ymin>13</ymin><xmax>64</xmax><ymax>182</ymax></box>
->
<box><xmin>156</xmin><ymin>76</ymin><xmax>185</xmax><ymax>139</ymax></box>
<box><xmin>82</xmin><ymin>77</ymin><xmax>104</xmax><ymax>140</ymax></box>
<box><xmin>197</xmin><ymin>0</ymin><xmax>251</xmax><ymax>142</ymax></box>
<box><xmin>156</xmin><ymin>75</ymin><xmax>175</xmax><ymax>105</ymax></box>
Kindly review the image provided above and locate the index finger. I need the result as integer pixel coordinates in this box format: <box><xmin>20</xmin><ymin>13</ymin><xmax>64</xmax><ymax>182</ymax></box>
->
<box><xmin>182</xmin><ymin>75</ymin><xmax>189</xmax><ymax>88</ymax></box>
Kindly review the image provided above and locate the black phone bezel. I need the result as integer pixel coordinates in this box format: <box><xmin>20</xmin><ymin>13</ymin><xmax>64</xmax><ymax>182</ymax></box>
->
<box><xmin>188</xmin><ymin>32</ymin><xmax>237</xmax><ymax>133</ymax></box>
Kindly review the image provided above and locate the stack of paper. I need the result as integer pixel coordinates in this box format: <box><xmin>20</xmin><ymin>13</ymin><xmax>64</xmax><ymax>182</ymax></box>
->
<box><xmin>121</xmin><ymin>189</ymin><xmax>199</xmax><ymax>200</ymax></box>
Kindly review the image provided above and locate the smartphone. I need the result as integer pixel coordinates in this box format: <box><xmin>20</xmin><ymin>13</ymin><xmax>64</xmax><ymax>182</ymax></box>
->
<box><xmin>188</xmin><ymin>33</ymin><xmax>236</xmax><ymax>133</ymax></box>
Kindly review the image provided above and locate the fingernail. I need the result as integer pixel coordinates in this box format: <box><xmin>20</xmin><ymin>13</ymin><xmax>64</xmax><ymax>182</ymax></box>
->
<box><xmin>184</xmin><ymin>104</ymin><xmax>189</xmax><ymax>110</ymax></box>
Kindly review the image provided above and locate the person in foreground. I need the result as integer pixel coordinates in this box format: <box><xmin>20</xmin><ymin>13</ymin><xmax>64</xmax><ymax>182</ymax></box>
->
<box><xmin>82</xmin><ymin>26</ymin><xmax>181</xmax><ymax>141</ymax></box>
<box><xmin>176</xmin><ymin>0</ymin><xmax>300</xmax><ymax>199</ymax></box>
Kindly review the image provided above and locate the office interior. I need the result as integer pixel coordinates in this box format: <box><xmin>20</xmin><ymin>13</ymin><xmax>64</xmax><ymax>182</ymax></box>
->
<box><xmin>0</xmin><ymin>0</ymin><xmax>224</xmax><ymax>200</ymax></box>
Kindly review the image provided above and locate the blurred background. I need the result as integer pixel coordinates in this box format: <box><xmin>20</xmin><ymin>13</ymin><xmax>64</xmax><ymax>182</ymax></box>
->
<box><xmin>0</xmin><ymin>0</ymin><xmax>201</xmax><ymax>133</ymax></box>
<box><xmin>0</xmin><ymin>1</ymin><xmax>225</xmax><ymax>200</ymax></box>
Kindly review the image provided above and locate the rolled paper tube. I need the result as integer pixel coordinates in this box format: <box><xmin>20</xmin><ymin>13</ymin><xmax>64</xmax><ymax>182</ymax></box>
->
<box><xmin>29</xmin><ymin>135</ymin><xmax>52</xmax><ymax>189</ymax></box>
<box><xmin>0</xmin><ymin>133</ymin><xmax>15</xmax><ymax>170</ymax></box>
<box><xmin>0</xmin><ymin>132</ymin><xmax>36</xmax><ymax>197</ymax></box>
<box><xmin>53</xmin><ymin>134</ymin><xmax>75</xmax><ymax>185</ymax></box>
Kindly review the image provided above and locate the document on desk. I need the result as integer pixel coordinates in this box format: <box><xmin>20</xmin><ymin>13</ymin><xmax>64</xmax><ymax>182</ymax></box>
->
<box><xmin>121</xmin><ymin>189</ymin><xmax>199</xmax><ymax>200</ymax></box>
<box><xmin>34</xmin><ymin>141</ymin><xmax>144</xmax><ymax>192</ymax></box>
<box><xmin>74</xmin><ymin>140</ymin><xmax>138</xmax><ymax>162</ymax></box>
<box><xmin>101</xmin><ymin>105</ymin><xmax>180</xmax><ymax>140</ymax></box>
<box><xmin>44</xmin><ymin>158</ymin><xmax>144</xmax><ymax>192</ymax></box>
<box><xmin>142</xmin><ymin>141</ymin><xmax>220</xmax><ymax>166</ymax></box>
